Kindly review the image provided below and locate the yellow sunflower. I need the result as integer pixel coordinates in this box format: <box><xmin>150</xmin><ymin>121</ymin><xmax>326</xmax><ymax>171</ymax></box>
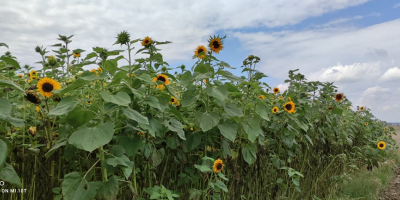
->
<box><xmin>29</xmin><ymin>70</ymin><xmax>38</xmax><ymax>79</ymax></box>
<box><xmin>25</xmin><ymin>90</ymin><xmax>41</xmax><ymax>104</ymax></box>
<box><xmin>170</xmin><ymin>97</ymin><xmax>180</xmax><ymax>106</ymax></box>
<box><xmin>209</xmin><ymin>37</ymin><xmax>223</xmax><ymax>54</ymax></box>
<box><xmin>283</xmin><ymin>101</ymin><xmax>296</xmax><ymax>113</ymax></box>
<box><xmin>97</xmin><ymin>67</ymin><xmax>103</xmax><ymax>73</ymax></box>
<box><xmin>152</xmin><ymin>74</ymin><xmax>170</xmax><ymax>90</ymax></box>
<box><xmin>36</xmin><ymin>106</ymin><xmax>40</xmax><ymax>112</ymax></box>
<box><xmin>18</xmin><ymin>74</ymin><xmax>23</xmax><ymax>78</ymax></box>
<box><xmin>213</xmin><ymin>159</ymin><xmax>224</xmax><ymax>173</ymax></box>
<box><xmin>365</xmin><ymin>122</ymin><xmax>368</xmax><ymax>126</ymax></box>
<box><xmin>37</xmin><ymin>77</ymin><xmax>61</xmax><ymax>98</ymax></box>
<box><xmin>195</xmin><ymin>45</ymin><xmax>207</xmax><ymax>59</ymax></box>
<box><xmin>360</xmin><ymin>106</ymin><xmax>364</xmax><ymax>111</ymax></box>
<box><xmin>258</xmin><ymin>95</ymin><xmax>265</xmax><ymax>100</ymax></box>
<box><xmin>190</xmin><ymin>127</ymin><xmax>193</xmax><ymax>131</ymax></box>
<box><xmin>273</xmin><ymin>87</ymin><xmax>280</xmax><ymax>94</ymax></box>
<box><xmin>334</xmin><ymin>93</ymin><xmax>344</xmax><ymax>102</ymax></box>
<box><xmin>141</xmin><ymin>36</ymin><xmax>152</xmax><ymax>46</ymax></box>
<box><xmin>278</xmin><ymin>96</ymin><xmax>283</xmax><ymax>100</ymax></box>
<box><xmin>272</xmin><ymin>106</ymin><xmax>279</xmax><ymax>114</ymax></box>
<box><xmin>377</xmin><ymin>141</ymin><xmax>386</xmax><ymax>150</ymax></box>
<box><xmin>73</xmin><ymin>52</ymin><xmax>80</xmax><ymax>58</ymax></box>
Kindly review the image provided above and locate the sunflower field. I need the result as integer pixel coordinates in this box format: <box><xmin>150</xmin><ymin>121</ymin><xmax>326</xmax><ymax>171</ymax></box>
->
<box><xmin>0</xmin><ymin>33</ymin><xmax>398</xmax><ymax>200</ymax></box>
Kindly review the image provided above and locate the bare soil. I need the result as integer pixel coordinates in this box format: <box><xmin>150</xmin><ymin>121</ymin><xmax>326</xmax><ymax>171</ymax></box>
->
<box><xmin>378</xmin><ymin>126</ymin><xmax>400</xmax><ymax>200</ymax></box>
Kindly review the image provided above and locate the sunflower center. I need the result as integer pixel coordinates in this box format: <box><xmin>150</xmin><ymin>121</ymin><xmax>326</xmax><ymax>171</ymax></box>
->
<box><xmin>157</xmin><ymin>76</ymin><xmax>166</xmax><ymax>83</ymax></box>
<box><xmin>198</xmin><ymin>49</ymin><xmax>204</xmax><ymax>54</ymax></box>
<box><xmin>274</xmin><ymin>89</ymin><xmax>278</xmax><ymax>92</ymax></box>
<box><xmin>212</xmin><ymin>41</ymin><xmax>220</xmax><ymax>48</ymax></box>
<box><xmin>145</xmin><ymin>39</ymin><xmax>150</xmax><ymax>44</ymax></box>
<box><xmin>379</xmin><ymin>143</ymin><xmax>384</xmax><ymax>147</ymax></box>
<box><xmin>285</xmin><ymin>104</ymin><xmax>292</xmax><ymax>110</ymax></box>
<box><xmin>42</xmin><ymin>83</ymin><xmax>54</xmax><ymax>92</ymax></box>
<box><xmin>216</xmin><ymin>163</ymin><xmax>223</xmax><ymax>170</ymax></box>
<box><xmin>171</xmin><ymin>98</ymin><xmax>175</xmax><ymax>102</ymax></box>
<box><xmin>274</xmin><ymin>108</ymin><xmax>277</xmax><ymax>112</ymax></box>
<box><xmin>336</xmin><ymin>94</ymin><xmax>343</xmax><ymax>100</ymax></box>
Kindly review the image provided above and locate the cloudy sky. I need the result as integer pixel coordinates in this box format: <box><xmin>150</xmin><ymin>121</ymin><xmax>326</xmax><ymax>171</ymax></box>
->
<box><xmin>1</xmin><ymin>0</ymin><xmax>400</xmax><ymax>122</ymax></box>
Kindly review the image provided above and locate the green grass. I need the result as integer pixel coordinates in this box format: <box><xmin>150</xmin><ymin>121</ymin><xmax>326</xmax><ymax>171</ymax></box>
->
<box><xmin>330</xmin><ymin>151</ymin><xmax>400</xmax><ymax>200</ymax></box>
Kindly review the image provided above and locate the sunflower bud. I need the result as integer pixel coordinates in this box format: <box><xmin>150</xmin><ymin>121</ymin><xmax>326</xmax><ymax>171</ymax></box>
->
<box><xmin>115</xmin><ymin>30</ymin><xmax>130</xmax><ymax>46</ymax></box>
<box><xmin>35</xmin><ymin>46</ymin><xmax>41</xmax><ymax>53</ymax></box>
<box><xmin>161</xmin><ymin>66</ymin><xmax>167</xmax><ymax>72</ymax></box>
<box><xmin>66</xmin><ymin>77</ymin><xmax>76</xmax><ymax>85</ymax></box>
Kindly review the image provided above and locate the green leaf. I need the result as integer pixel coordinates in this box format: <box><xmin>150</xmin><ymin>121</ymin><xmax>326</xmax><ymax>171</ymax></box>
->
<box><xmin>180</xmin><ymin>71</ymin><xmax>193</xmax><ymax>87</ymax></box>
<box><xmin>206</xmin><ymin>86</ymin><xmax>228</xmax><ymax>101</ymax></box>
<box><xmin>83</xmin><ymin>52</ymin><xmax>97</xmax><ymax>61</ymax></box>
<box><xmin>185</xmin><ymin>132</ymin><xmax>202</xmax><ymax>151</ymax></box>
<box><xmin>242</xmin><ymin>147</ymin><xmax>257</xmax><ymax>165</ymax></box>
<box><xmin>200</xmin><ymin>112</ymin><xmax>220</xmax><ymax>132</ymax></box>
<box><xmin>0</xmin><ymin>136</ymin><xmax>12</xmax><ymax>170</ymax></box>
<box><xmin>218</xmin><ymin>173</ymin><xmax>229</xmax><ymax>181</ymax></box>
<box><xmin>137</xmin><ymin>74</ymin><xmax>153</xmax><ymax>84</ymax></box>
<box><xmin>45</xmin><ymin>139</ymin><xmax>67</xmax><ymax>158</ymax></box>
<box><xmin>0</xmin><ymin>56</ymin><xmax>20</xmax><ymax>69</ymax></box>
<box><xmin>62</xmin><ymin>172</ymin><xmax>101</xmax><ymax>200</ymax></box>
<box><xmin>110</xmin><ymin>145</ymin><xmax>126</xmax><ymax>157</ymax></box>
<box><xmin>0</xmin><ymin>79</ymin><xmax>24</xmax><ymax>93</ymax></box>
<box><xmin>164</xmin><ymin>118</ymin><xmax>186</xmax><ymax>140</ymax></box>
<box><xmin>95</xmin><ymin>176</ymin><xmax>119</xmax><ymax>200</ymax></box>
<box><xmin>194</xmin><ymin>164</ymin><xmax>212</xmax><ymax>173</ymax></box>
<box><xmin>101</xmin><ymin>91</ymin><xmax>131</xmax><ymax>106</ymax></box>
<box><xmin>144</xmin><ymin>96</ymin><xmax>162</xmax><ymax>111</ymax></box>
<box><xmin>104</xmin><ymin>59</ymin><xmax>118</xmax><ymax>75</ymax></box>
<box><xmin>118</xmin><ymin>135</ymin><xmax>143</xmax><ymax>157</ymax></box>
<box><xmin>48</xmin><ymin>96</ymin><xmax>79</xmax><ymax>116</ymax></box>
<box><xmin>242</xmin><ymin>118</ymin><xmax>262</xmax><ymax>143</ymax></box>
<box><xmin>0</xmin><ymin>163</ymin><xmax>22</xmax><ymax>187</ymax></box>
<box><xmin>0</xmin><ymin>98</ymin><xmax>11</xmax><ymax>120</ymax></box>
<box><xmin>0</xmin><ymin>43</ymin><xmax>9</xmax><ymax>48</ymax></box>
<box><xmin>217</xmin><ymin>122</ymin><xmax>237</xmax><ymax>142</ymax></box>
<box><xmin>6</xmin><ymin>117</ymin><xmax>24</xmax><ymax>127</ymax></box>
<box><xmin>151</xmin><ymin>148</ymin><xmax>165</xmax><ymax>167</ymax></box>
<box><xmin>333</xmin><ymin>108</ymin><xmax>343</xmax><ymax>115</ymax></box>
<box><xmin>217</xmin><ymin>70</ymin><xmax>242</xmax><ymax>82</ymax></box>
<box><xmin>215</xmin><ymin>180</ymin><xmax>228</xmax><ymax>193</ymax></box>
<box><xmin>122</xmin><ymin>107</ymin><xmax>149</xmax><ymax>125</ymax></box>
<box><xmin>68</xmin><ymin>121</ymin><xmax>115</xmax><ymax>152</ymax></box>
<box><xmin>66</xmin><ymin>107</ymin><xmax>96</xmax><ymax>128</ymax></box>
<box><xmin>223</xmin><ymin>102</ymin><xmax>243</xmax><ymax>117</ymax></box>
<box><xmin>60</xmin><ymin>79</ymin><xmax>90</xmax><ymax>96</ymax></box>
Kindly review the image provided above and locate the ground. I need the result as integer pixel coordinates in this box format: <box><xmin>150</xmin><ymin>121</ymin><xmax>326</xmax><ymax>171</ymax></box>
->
<box><xmin>378</xmin><ymin>126</ymin><xmax>400</xmax><ymax>200</ymax></box>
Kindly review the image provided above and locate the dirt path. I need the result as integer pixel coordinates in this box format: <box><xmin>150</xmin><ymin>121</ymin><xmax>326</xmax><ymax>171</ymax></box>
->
<box><xmin>378</xmin><ymin>126</ymin><xmax>400</xmax><ymax>200</ymax></box>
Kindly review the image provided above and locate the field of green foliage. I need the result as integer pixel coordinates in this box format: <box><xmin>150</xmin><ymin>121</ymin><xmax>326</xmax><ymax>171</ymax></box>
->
<box><xmin>0</xmin><ymin>32</ymin><xmax>398</xmax><ymax>200</ymax></box>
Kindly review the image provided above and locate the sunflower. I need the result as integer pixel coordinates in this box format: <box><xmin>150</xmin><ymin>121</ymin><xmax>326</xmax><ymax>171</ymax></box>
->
<box><xmin>28</xmin><ymin>126</ymin><xmax>37</xmax><ymax>136</ymax></box>
<box><xmin>258</xmin><ymin>95</ymin><xmax>265</xmax><ymax>100</ymax></box>
<box><xmin>25</xmin><ymin>90</ymin><xmax>41</xmax><ymax>104</ymax></box>
<box><xmin>273</xmin><ymin>87</ymin><xmax>280</xmax><ymax>94</ymax></box>
<box><xmin>272</xmin><ymin>106</ymin><xmax>279</xmax><ymax>114</ymax></box>
<box><xmin>204</xmin><ymin>79</ymin><xmax>208</xmax><ymax>83</ymax></box>
<box><xmin>383</xmin><ymin>128</ymin><xmax>386</xmax><ymax>131</ymax></box>
<box><xmin>53</xmin><ymin>132</ymin><xmax>59</xmax><ymax>138</ymax></box>
<box><xmin>190</xmin><ymin>127</ymin><xmax>193</xmax><ymax>131</ymax></box>
<box><xmin>334</xmin><ymin>93</ymin><xmax>344</xmax><ymax>102</ymax></box>
<box><xmin>360</xmin><ymin>106</ymin><xmax>364</xmax><ymax>111</ymax></box>
<box><xmin>377</xmin><ymin>141</ymin><xmax>386</xmax><ymax>150</ymax></box>
<box><xmin>37</xmin><ymin>77</ymin><xmax>61</xmax><ymax>98</ymax></box>
<box><xmin>209</xmin><ymin>37</ymin><xmax>223</xmax><ymax>54</ymax></box>
<box><xmin>278</xmin><ymin>96</ymin><xmax>283</xmax><ymax>100</ymax></box>
<box><xmin>36</xmin><ymin>106</ymin><xmax>40</xmax><ymax>112</ymax></box>
<box><xmin>141</xmin><ymin>36</ymin><xmax>152</xmax><ymax>46</ymax></box>
<box><xmin>29</xmin><ymin>70</ymin><xmax>38</xmax><ymax>79</ymax></box>
<box><xmin>365</xmin><ymin>122</ymin><xmax>368</xmax><ymax>126</ymax></box>
<box><xmin>195</xmin><ymin>45</ymin><xmax>207</xmax><ymax>59</ymax></box>
<box><xmin>152</xmin><ymin>74</ymin><xmax>170</xmax><ymax>90</ymax></box>
<box><xmin>328</xmin><ymin>106</ymin><xmax>333</xmax><ymax>110</ymax></box>
<box><xmin>73</xmin><ymin>52</ymin><xmax>80</xmax><ymax>58</ymax></box>
<box><xmin>170</xmin><ymin>97</ymin><xmax>180</xmax><ymax>106</ymax></box>
<box><xmin>283</xmin><ymin>101</ymin><xmax>296</xmax><ymax>113</ymax></box>
<box><xmin>18</xmin><ymin>74</ymin><xmax>23</xmax><ymax>78</ymax></box>
<box><xmin>213</xmin><ymin>159</ymin><xmax>224</xmax><ymax>173</ymax></box>
<box><xmin>97</xmin><ymin>67</ymin><xmax>103</xmax><ymax>73</ymax></box>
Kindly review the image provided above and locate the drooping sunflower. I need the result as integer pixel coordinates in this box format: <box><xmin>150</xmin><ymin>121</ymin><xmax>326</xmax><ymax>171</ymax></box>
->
<box><xmin>272</xmin><ymin>106</ymin><xmax>279</xmax><ymax>114</ymax></box>
<box><xmin>37</xmin><ymin>77</ymin><xmax>61</xmax><ymax>98</ymax></box>
<box><xmin>29</xmin><ymin>70</ymin><xmax>38</xmax><ymax>79</ymax></box>
<box><xmin>195</xmin><ymin>45</ymin><xmax>207</xmax><ymax>59</ymax></box>
<box><xmin>152</xmin><ymin>74</ymin><xmax>170</xmax><ymax>90</ymax></box>
<box><xmin>18</xmin><ymin>74</ymin><xmax>23</xmax><ymax>78</ymax></box>
<box><xmin>141</xmin><ymin>36</ymin><xmax>152</xmax><ymax>46</ymax></box>
<box><xmin>209</xmin><ymin>37</ymin><xmax>223</xmax><ymax>54</ymax></box>
<box><xmin>258</xmin><ymin>95</ymin><xmax>265</xmax><ymax>100</ymax></box>
<box><xmin>328</xmin><ymin>106</ymin><xmax>333</xmax><ymax>110</ymax></box>
<box><xmin>377</xmin><ymin>141</ymin><xmax>386</xmax><ymax>150</ymax></box>
<box><xmin>360</xmin><ymin>106</ymin><xmax>364</xmax><ymax>111</ymax></box>
<box><xmin>25</xmin><ymin>90</ymin><xmax>41</xmax><ymax>104</ymax></box>
<box><xmin>283</xmin><ymin>101</ymin><xmax>296</xmax><ymax>113</ymax></box>
<box><xmin>73</xmin><ymin>52</ymin><xmax>80</xmax><ymax>58</ymax></box>
<box><xmin>170</xmin><ymin>97</ymin><xmax>180</xmax><ymax>106</ymax></box>
<box><xmin>334</xmin><ymin>93</ymin><xmax>344</xmax><ymax>102</ymax></box>
<box><xmin>273</xmin><ymin>87</ymin><xmax>280</xmax><ymax>94</ymax></box>
<box><xmin>213</xmin><ymin>159</ymin><xmax>224</xmax><ymax>173</ymax></box>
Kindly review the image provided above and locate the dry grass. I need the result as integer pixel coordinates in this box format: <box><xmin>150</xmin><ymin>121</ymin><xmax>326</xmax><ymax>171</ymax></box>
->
<box><xmin>390</xmin><ymin>125</ymin><xmax>400</xmax><ymax>145</ymax></box>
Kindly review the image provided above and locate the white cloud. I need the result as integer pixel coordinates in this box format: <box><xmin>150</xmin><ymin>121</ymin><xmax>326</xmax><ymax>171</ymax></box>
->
<box><xmin>394</xmin><ymin>2</ymin><xmax>400</xmax><ymax>8</ymax></box>
<box><xmin>380</xmin><ymin>67</ymin><xmax>400</xmax><ymax>81</ymax></box>
<box><xmin>359</xmin><ymin>86</ymin><xmax>391</xmax><ymax>107</ymax></box>
<box><xmin>317</xmin><ymin>15</ymin><xmax>363</xmax><ymax>27</ymax></box>
<box><xmin>277</xmin><ymin>83</ymin><xmax>289</xmax><ymax>92</ymax></box>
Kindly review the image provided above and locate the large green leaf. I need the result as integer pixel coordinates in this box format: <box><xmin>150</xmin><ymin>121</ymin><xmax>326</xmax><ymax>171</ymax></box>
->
<box><xmin>0</xmin><ymin>98</ymin><xmax>11</xmax><ymax>120</ymax></box>
<box><xmin>206</xmin><ymin>86</ymin><xmax>228</xmax><ymax>101</ymax></box>
<box><xmin>200</xmin><ymin>112</ymin><xmax>220</xmax><ymax>132</ymax></box>
<box><xmin>62</xmin><ymin>172</ymin><xmax>101</xmax><ymax>200</ymax></box>
<box><xmin>66</xmin><ymin>107</ymin><xmax>96</xmax><ymax>128</ymax></box>
<box><xmin>242</xmin><ymin>146</ymin><xmax>257</xmax><ymax>165</ymax></box>
<box><xmin>48</xmin><ymin>96</ymin><xmax>79</xmax><ymax>116</ymax></box>
<box><xmin>0</xmin><ymin>163</ymin><xmax>21</xmax><ymax>187</ymax></box>
<box><xmin>68</xmin><ymin>121</ymin><xmax>115</xmax><ymax>152</ymax></box>
<box><xmin>122</xmin><ymin>107</ymin><xmax>149</xmax><ymax>125</ymax></box>
<box><xmin>0</xmin><ymin>136</ymin><xmax>12</xmax><ymax>170</ymax></box>
<box><xmin>223</xmin><ymin>102</ymin><xmax>243</xmax><ymax>117</ymax></box>
<box><xmin>7</xmin><ymin>117</ymin><xmax>24</xmax><ymax>127</ymax></box>
<box><xmin>118</xmin><ymin>135</ymin><xmax>143</xmax><ymax>157</ymax></box>
<box><xmin>184</xmin><ymin>132</ymin><xmax>202</xmax><ymax>151</ymax></box>
<box><xmin>215</xmin><ymin>180</ymin><xmax>228</xmax><ymax>193</ymax></box>
<box><xmin>104</xmin><ymin>59</ymin><xmax>118</xmax><ymax>75</ymax></box>
<box><xmin>0</xmin><ymin>79</ymin><xmax>24</xmax><ymax>93</ymax></box>
<box><xmin>60</xmin><ymin>79</ymin><xmax>90</xmax><ymax>96</ymax></box>
<box><xmin>164</xmin><ymin>118</ymin><xmax>186</xmax><ymax>140</ymax></box>
<box><xmin>242</xmin><ymin>118</ymin><xmax>262</xmax><ymax>143</ymax></box>
<box><xmin>137</xmin><ymin>74</ymin><xmax>153</xmax><ymax>84</ymax></box>
<box><xmin>144</xmin><ymin>96</ymin><xmax>162</xmax><ymax>111</ymax></box>
<box><xmin>0</xmin><ymin>43</ymin><xmax>9</xmax><ymax>48</ymax></box>
<box><xmin>101</xmin><ymin>91</ymin><xmax>130</xmax><ymax>106</ymax></box>
<box><xmin>0</xmin><ymin>56</ymin><xmax>20</xmax><ymax>69</ymax></box>
<box><xmin>151</xmin><ymin>148</ymin><xmax>165</xmax><ymax>168</ymax></box>
<box><xmin>45</xmin><ymin>139</ymin><xmax>68</xmax><ymax>158</ymax></box>
<box><xmin>95</xmin><ymin>176</ymin><xmax>119</xmax><ymax>200</ymax></box>
<box><xmin>217</xmin><ymin>121</ymin><xmax>237</xmax><ymax>142</ymax></box>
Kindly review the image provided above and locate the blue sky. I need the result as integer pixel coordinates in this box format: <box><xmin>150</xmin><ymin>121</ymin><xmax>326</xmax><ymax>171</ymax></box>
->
<box><xmin>1</xmin><ymin>0</ymin><xmax>400</xmax><ymax>121</ymax></box>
